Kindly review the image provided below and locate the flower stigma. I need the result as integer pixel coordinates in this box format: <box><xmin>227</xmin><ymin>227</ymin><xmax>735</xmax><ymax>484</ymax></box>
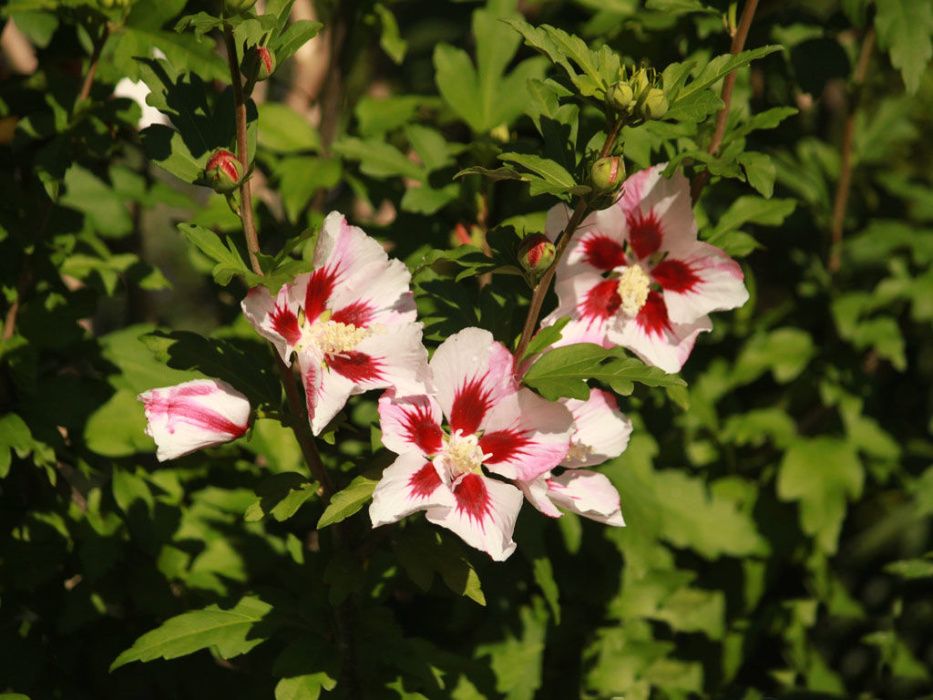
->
<box><xmin>616</xmin><ymin>264</ymin><xmax>651</xmax><ymax>316</ymax></box>
<box><xmin>436</xmin><ymin>430</ymin><xmax>489</xmax><ymax>477</ymax></box>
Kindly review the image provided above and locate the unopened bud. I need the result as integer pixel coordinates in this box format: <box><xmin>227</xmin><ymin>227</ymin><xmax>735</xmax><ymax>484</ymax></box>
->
<box><xmin>251</xmin><ymin>46</ymin><xmax>276</xmax><ymax>80</ymax></box>
<box><xmin>97</xmin><ymin>0</ymin><xmax>131</xmax><ymax>8</ymax></box>
<box><xmin>518</xmin><ymin>234</ymin><xmax>556</xmax><ymax>274</ymax></box>
<box><xmin>205</xmin><ymin>149</ymin><xmax>243</xmax><ymax>193</ymax></box>
<box><xmin>591</xmin><ymin>156</ymin><xmax>625</xmax><ymax>192</ymax></box>
<box><xmin>224</xmin><ymin>0</ymin><xmax>257</xmax><ymax>15</ymax></box>
<box><xmin>641</xmin><ymin>88</ymin><xmax>668</xmax><ymax>120</ymax></box>
<box><xmin>631</xmin><ymin>68</ymin><xmax>650</xmax><ymax>97</ymax></box>
<box><xmin>609</xmin><ymin>82</ymin><xmax>635</xmax><ymax>112</ymax></box>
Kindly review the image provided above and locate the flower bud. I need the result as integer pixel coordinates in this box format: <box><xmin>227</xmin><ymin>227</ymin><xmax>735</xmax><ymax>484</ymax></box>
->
<box><xmin>641</xmin><ymin>88</ymin><xmax>668</xmax><ymax>120</ymax></box>
<box><xmin>518</xmin><ymin>234</ymin><xmax>556</xmax><ymax>274</ymax></box>
<box><xmin>97</xmin><ymin>0</ymin><xmax>131</xmax><ymax>8</ymax></box>
<box><xmin>608</xmin><ymin>82</ymin><xmax>635</xmax><ymax>112</ymax></box>
<box><xmin>590</xmin><ymin>156</ymin><xmax>625</xmax><ymax>192</ymax></box>
<box><xmin>204</xmin><ymin>148</ymin><xmax>243</xmax><ymax>193</ymax></box>
<box><xmin>631</xmin><ymin>68</ymin><xmax>650</xmax><ymax>98</ymax></box>
<box><xmin>224</xmin><ymin>0</ymin><xmax>257</xmax><ymax>15</ymax></box>
<box><xmin>252</xmin><ymin>46</ymin><xmax>276</xmax><ymax>81</ymax></box>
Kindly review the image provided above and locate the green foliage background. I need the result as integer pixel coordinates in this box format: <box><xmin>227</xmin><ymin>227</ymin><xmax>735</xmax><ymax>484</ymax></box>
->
<box><xmin>1</xmin><ymin>0</ymin><xmax>932</xmax><ymax>698</ymax></box>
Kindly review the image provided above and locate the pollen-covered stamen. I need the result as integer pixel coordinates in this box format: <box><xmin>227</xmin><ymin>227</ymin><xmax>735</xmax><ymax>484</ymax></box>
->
<box><xmin>299</xmin><ymin>313</ymin><xmax>372</xmax><ymax>356</ymax></box>
<box><xmin>564</xmin><ymin>439</ymin><xmax>593</xmax><ymax>466</ymax></box>
<box><xmin>435</xmin><ymin>430</ymin><xmax>490</xmax><ymax>478</ymax></box>
<box><xmin>616</xmin><ymin>264</ymin><xmax>651</xmax><ymax>317</ymax></box>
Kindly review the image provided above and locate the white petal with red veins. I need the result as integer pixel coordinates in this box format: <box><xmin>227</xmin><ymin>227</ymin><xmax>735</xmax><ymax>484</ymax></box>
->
<box><xmin>297</xmin><ymin>348</ymin><xmax>357</xmax><ymax>435</ymax></box>
<box><xmin>429</xmin><ymin>328</ymin><xmax>517</xmax><ymax>436</ymax></box>
<box><xmin>138</xmin><ymin>378</ymin><xmax>250</xmax><ymax>462</ymax></box>
<box><xmin>618</xmin><ymin>165</ymin><xmax>697</xmax><ymax>260</ymax></box>
<box><xmin>370</xmin><ymin>452</ymin><xmax>455</xmax><ymax>527</ymax></box>
<box><xmin>612</xmin><ymin>308</ymin><xmax>713</xmax><ymax>373</ymax></box>
<box><xmin>241</xmin><ymin>285</ymin><xmax>301</xmax><ymax>364</ymax></box>
<box><xmin>327</xmin><ymin>258</ymin><xmax>418</xmax><ymax>328</ymax></box>
<box><xmin>542</xmin><ymin>271</ymin><xmax>618</xmax><ymax>349</ymax></box>
<box><xmin>378</xmin><ymin>389</ymin><xmax>444</xmax><ymax>457</ymax></box>
<box><xmin>426</xmin><ymin>473</ymin><xmax>523</xmax><ymax>561</ymax></box>
<box><xmin>546</xmin><ymin>470</ymin><xmax>625</xmax><ymax>526</ymax></box>
<box><xmin>480</xmin><ymin>388</ymin><xmax>572</xmax><ymax>481</ymax></box>
<box><xmin>314</xmin><ymin>211</ymin><xmax>391</xmax><ymax>287</ymax></box>
<box><xmin>562</xmin><ymin>389</ymin><xmax>632</xmax><ymax>468</ymax></box>
<box><xmin>653</xmin><ymin>242</ymin><xmax>749</xmax><ymax>324</ymax></box>
<box><xmin>352</xmin><ymin>322</ymin><xmax>431</xmax><ymax>396</ymax></box>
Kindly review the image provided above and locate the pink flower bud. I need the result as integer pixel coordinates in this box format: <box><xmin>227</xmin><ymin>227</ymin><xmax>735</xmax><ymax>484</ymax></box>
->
<box><xmin>204</xmin><ymin>148</ymin><xmax>243</xmax><ymax>193</ymax></box>
<box><xmin>138</xmin><ymin>378</ymin><xmax>250</xmax><ymax>461</ymax></box>
<box><xmin>591</xmin><ymin>156</ymin><xmax>625</xmax><ymax>192</ymax></box>
<box><xmin>255</xmin><ymin>46</ymin><xmax>276</xmax><ymax>80</ymax></box>
<box><xmin>518</xmin><ymin>233</ymin><xmax>556</xmax><ymax>274</ymax></box>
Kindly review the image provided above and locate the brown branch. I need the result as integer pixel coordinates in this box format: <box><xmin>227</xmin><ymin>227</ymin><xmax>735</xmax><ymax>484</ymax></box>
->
<box><xmin>223</xmin><ymin>26</ymin><xmax>332</xmax><ymax>499</ymax></box>
<box><xmin>77</xmin><ymin>25</ymin><xmax>109</xmax><ymax>104</ymax></box>
<box><xmin>514</xmin><ymin>119</ymin><xmax>624</xmax><ymax>360</ymax></box>
<box><xmin>690</xmin><ymin>0</ymin><xmax>760</xmax><ymax>203</ymax></box>
<box><xmin>829</xmin><ymin>28</ymin><xmax>875</xmax><ymax>275</ymax></box>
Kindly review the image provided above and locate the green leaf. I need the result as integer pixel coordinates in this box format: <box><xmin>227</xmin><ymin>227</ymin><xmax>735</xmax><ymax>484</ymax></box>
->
<box><xmin>178</xmin><ymin>223</ymin><xmax>254</xmax><ymax>286</ymax></box>
<box><xmin>245</xmin><ymin>472</ymin><xmax>318</xmax><ymax>523</ymax></box>
<box><xmin>522</xmin><ymin>317</ymin><xmax>571</xmax><ymax>360</ymax></box>
<box><xmin>271</xmin><ymin>19</ymin><xmax>322</xmax><ymax>65</ymax></box>
<box><xmin>141</xmin><ymin>125</ymin><xmax>205</xmax><ymax>184</ymax></box>
<box><xmin>0</xmin><ymin>414</ymin><xmax>32</xmax><ymax>478</ymax></box>
<box><xmin>737</xmin><ymin>152</ymin><xmax>777</xmax><ymax>198</ymax></box>
<box><xmin>778</xmin><ymin>438</ymin><xmax>864</xmax><ymax>554</ymax></box>
<box><xmin>671</xmin><ymin>46</ymin><xmax>782</xmax><ymax>105</ymax></box>
<box><xmin>523</xmin><ymin>344</ymin><xmax>686</xmax><ymax>402</ymax></box>
<box><xmin>645</xmin><ymin>0</ymin><xmax>717</xmax><ymax>14</ymax></box>
<box><xmin>110</xmin><ymin>596</ymin><xmax>275</xmax><ymax>670</ymax></box>
<box><xmin>503</xmin><ymin>18</ymin><xmax>618</xmax><ymax>99</ymax></box>
<box><xmin>885</xmin><ymin>555</ymin><xmax>933</xmax><ymax>580</ymax></box>
<box><xmin>258</xmin><ymin>103</ymin><xmax>320</xmax><ymax>153</ymax></box>
<box><xmin>317</xmin><ymin>475</ymin><xmax>377</xmax><ymax>529</ymax></box>
<box><xmin>874</xmin><ymin>0</ymin><xmax>933</xmax><ymax>94</ymax></box>
<box><xmin>85</xmin><ymin>390</ymin><xmax>151</xmax><ymax>457</ymax></box>
<box><xmin>708</xmin><ymin>196</ymin><xmax>796</xmax><ymax>238</ymax></box>
<box><xmin>333</xmin><ymin>137</ymin><xmax>423</xmax><ymax>180</ymax></box>
<box><xmin>373</xmin><ymin>3</ymin><xmax>406</xmax><ymax>64</ymax></box>
<box><xmin>498</xmin><ymin>153</ymin><xmax>577</xmax><ymax>191</ymax></box>
<box><xmin>61</xmin><ymin>166</ymin><xmax>133</xmax><ymax>238</ymax></box>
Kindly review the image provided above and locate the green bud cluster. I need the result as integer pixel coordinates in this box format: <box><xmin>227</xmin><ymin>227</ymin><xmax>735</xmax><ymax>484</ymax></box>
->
<box><xmin>97</xmin><ymin>0</ymin><xmax>132</xmax><ymax>9</ymax></box>
<box><xmin>607</xmin><ymin>66</ymin><xmax>668</xmax><ymax>122</ymax></box>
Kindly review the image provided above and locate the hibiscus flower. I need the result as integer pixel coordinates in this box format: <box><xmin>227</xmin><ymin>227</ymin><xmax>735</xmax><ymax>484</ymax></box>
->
<box><xmin>369</xmin><ymin>328</ymin><xmax>573</xmax><ymax>561</ymax></box>
<box><xmin>138</xmin><ymin>378</ymin><xmax>250</xmax><ymax>461</ymax></box>
<box><xmin>518</xmin><ymin>389</ymin><xmax>631</xmax><ymax>526</ymax></box>
<box><xmin>543</xmin><ymin>165</ymin><xmax>748</xmax><ymax>372</ymax></box>
<box><xmin>242</xmin><ymin>211</ymin><xmax>430</xmax><ymax>434</ymax></box>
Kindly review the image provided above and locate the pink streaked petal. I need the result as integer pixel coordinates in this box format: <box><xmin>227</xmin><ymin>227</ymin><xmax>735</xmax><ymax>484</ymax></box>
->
<box><xmin>425</xmin><ymin>474</ymin><xmax>523</xmax><ymax>561</ymax></box>
<box><xmin>326</xmin><ymin>258</ymin><xmax>417</xmax><ymax>327</ymax></box>
<box><xmin>313</xmin><ymin>211</ymin><xmax>390</xmax><ymax>286</ymax></box>
<box><xmin>518</xmin><ymin>474</ymin><xmax>562</xmax><ymax>518</ymax></box>
<box><xmin>481</xmin><ymin>388</ymin><xmax>572</xmax><ymax>481</ymax></box>
<box><xmin>612</xmin><ymin>311</ymin><xmax>713</xmax><ymax>373</ymax></box>
<box><xmin>430</xmin><ymin>328</ymin><xmax>517</xmax><ymax>436</ymax></box>
<box><xmin>298</xmin><ymin>348</ymin><xmax>356</xmax><ymax>435</ymax></box>
<box><xmin>378</xmin><ymin>389</ymin><xmax>444</xmax><ymax>456</ymax></box>
<box><xmin>655</xmin><ymin>242</ymin><xmax>749</xmax><ymax>324</ymax></box>
<box><xmin>241</xmin><ymin>285</ymin><xmax>300</xmax><ymax>364</ymax></box>
<box><xmin>546</xmin><ymin>470</ymin><xmax>625</xmax><ymax>526</ymax></box>
<box><xmin>326</xmin><ymin>351</ymin><xmax>384</xmax><ymax>384</ymax></box>
<box><xmin>618</xmin><ymin>164</ymin><xmax>698</xmax><ymax>258</ymax></box>
<box><xmin>562</xmin><ymin>389</ymin><xmax>633</xmax><ymax>468</ymax></box>
<box><xmin>353</xmin><ymin>322</ymin><xmax>431</xmax><ymax>396</ymax></box>
<box><xmin>548</xmin><ymin>204</ymin><xmax>618</xmax><ymax>280</ymax></box>
<box><xmin>138</xmin><ymin>378</ymin><xmax>250</xmax><ymax>462</ymax></box>
<box><xmin>543</xmin><ymin>272</ymin><xmax>617</xmax><ymax>350</ymax></box>
<box><xmin>369</xmin><ymin>452</ymin><xmax>455</xmax><ymax>527</ymax></box>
